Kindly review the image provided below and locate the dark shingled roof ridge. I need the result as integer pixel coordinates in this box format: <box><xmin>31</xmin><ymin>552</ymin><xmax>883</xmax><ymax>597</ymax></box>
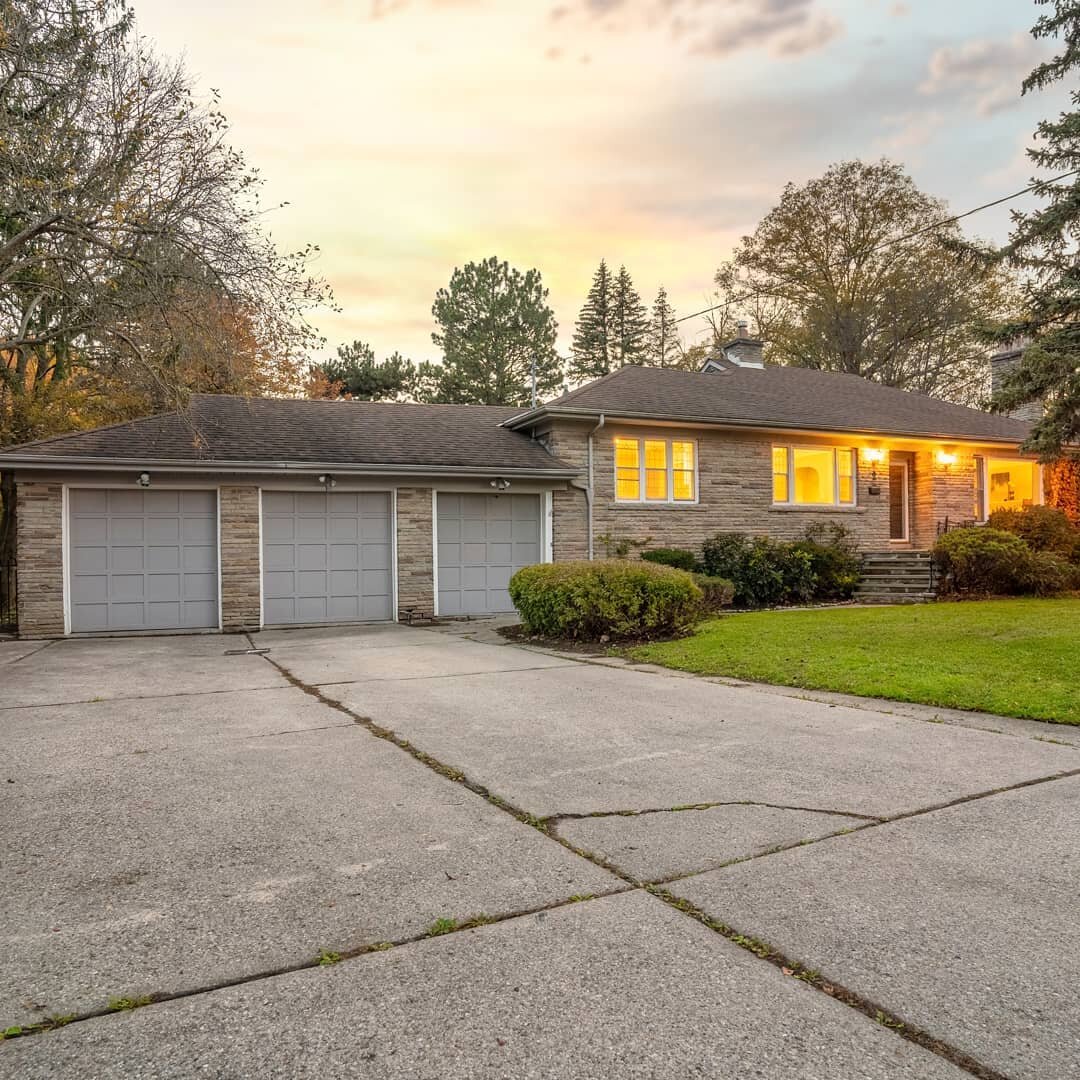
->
<box><xmin>0</xmin><ymin>394</ymin><xmax>577</xmax><ymax>473</ymax></box>
<box><xmin>518</xmin><ymin>364</ymin><xmax>1032</xmax><ymax>443</ymax></box>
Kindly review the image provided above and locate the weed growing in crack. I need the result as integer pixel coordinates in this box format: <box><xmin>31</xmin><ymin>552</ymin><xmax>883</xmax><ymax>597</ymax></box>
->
<box><xmin>427</xmin><ymin>917</ymin><xmax>457</xmax><ymax>937</ymax></box>
<box><xmin>107</xmin><ymin>996</ymin><xmax>152</xmax><ymax>1013</ymax></box>
<box><xmin>567</xmin><ymin>894</ymin><xmax>595</xmax><ymax>903</ymax></box>
<box><xmin>875</xmin><ymin>1010</ymin><xmax>906</xmax><ymax>1031</ymax></box>
<box><xmin>364</xmin><ymin>942</ymin><xmax>394</xmax><ymax>952</ymax></box>
<box><xmin>317</xmin><ymin>950</ymin><xmax>342</xmax><ymax>966</ymax></box>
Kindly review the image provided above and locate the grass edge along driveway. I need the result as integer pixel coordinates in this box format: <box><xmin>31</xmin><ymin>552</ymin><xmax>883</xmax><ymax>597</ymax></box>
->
<box><xmin>631</xmin><ymin>598</ymin><xmax>1080</xmax><ymax>726</ymax></box>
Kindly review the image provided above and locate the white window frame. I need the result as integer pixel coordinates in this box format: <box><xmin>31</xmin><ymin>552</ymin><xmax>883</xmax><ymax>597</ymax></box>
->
<box><xmin>613</xmin><ymin>436</ymin><xmax>699</xmax><ymax>505</ymax></box>
<box><xmin>980</xmin><ymin>457</ymin><xmax>1043</xmax><ymax>519</ymax></box>
<box><xmin>772</xmin><ymin>445</ymin><xmax>858</xmax><ymax>508</ymax></box>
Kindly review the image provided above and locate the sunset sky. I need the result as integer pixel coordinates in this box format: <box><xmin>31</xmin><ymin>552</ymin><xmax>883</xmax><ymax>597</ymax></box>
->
<box><xmin>134</xmin><ymin>0</ymin><xmax>1060</xmax><ymax>363</ymax></box>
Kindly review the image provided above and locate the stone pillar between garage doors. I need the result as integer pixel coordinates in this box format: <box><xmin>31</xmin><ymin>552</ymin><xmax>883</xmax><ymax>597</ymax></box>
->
<box><xmin>15</xmin><ymin>481</ymin><xmax>65</xmax><ymax>638</ymax></box>
<box><xmin>395</xmin><ymin>487</ymin><xmax>435</xmax><ymax>621</ymax></box>
<box><xmin>219</xmin><ymin>485</ymin><xmax>261</xmax><ymax>631</ymax></box>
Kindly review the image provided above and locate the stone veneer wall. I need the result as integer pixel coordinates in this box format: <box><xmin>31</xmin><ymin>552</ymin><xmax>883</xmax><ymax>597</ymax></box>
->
<box><xmin>219</xmin><ymin>485</ymin><xmax>261</xmax><ymax>631</ymax></box>
<box><xmin>15</xmin><ymin>481</ymin><xmax>65</xmax><ymax>637</ymax></box>
<box><xmin>542</xmin><ymin>422</ymin><xmax>989</xmax><ymax>558</ymax></box>
<box><xmin>545</xmin><ymin>422</ymin><xmax>891</xmax><ymax>556</ymax></box>
<box><xmin>396</xmin><ymin>486</ymin><xmax>435</xmax><ymax>619</ymax></box>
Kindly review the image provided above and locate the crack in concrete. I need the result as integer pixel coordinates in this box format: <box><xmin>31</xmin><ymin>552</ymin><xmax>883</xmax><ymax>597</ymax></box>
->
<box><xmin>544</xmin><ymin>801</ymin><xmax>881</xmax><ymax>825</ymax></box>
<box><xmin>0</xmin><ymin>888</ymin><xmax>633</xmax><ymax>1045</ymax></box>
<box><xmin>644</xmin><ymin>886</ymin><xmax>1013</xmax><ymax>1080</ymax></box>
<box><xmin>310</xmin><ymin>662</ymin><xmax>580</xmax><ymax>689</ymax></box>
<box><xmin>2</xmin><ymin>640</ymin><xmax>56</xmax><ymax>667</ymax></box>
<box><xmin>0</xmin><ymin>683</ymin><xmax>292</xmax><ymax>712</ymax></box>
<box><xmin>255</xmin><ymin>638</ymin><xmax>1057</xmax><ymax>1080</ymax></box>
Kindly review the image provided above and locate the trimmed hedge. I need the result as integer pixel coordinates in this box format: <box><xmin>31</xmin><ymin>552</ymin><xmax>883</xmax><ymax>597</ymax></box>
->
<box><xmin>933</xmin><ymin>526</ymin><xmax>1078</xmax><ymax>597</ymax></box>
<box><xmin>701</xmin><ymin>532</ymin><xmax>815</xmax><ymax>608</ymax></box>
<box><xmin>508</xmin><ymin>560</ymin><xmax>702</xmax><ymax>640</ymax></box>
<box><xmin>641</xmin><ymin>547</ymin><xmax>700</xmax><ymax>573</ymax></box>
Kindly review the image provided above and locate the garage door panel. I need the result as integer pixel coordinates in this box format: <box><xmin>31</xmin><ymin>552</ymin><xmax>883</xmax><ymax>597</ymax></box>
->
<box><xmin>261</xmin><ymin>491</ymin><xmax>392</xmax><ymax>625</ymax></box>
<box><xmin>183</xmin><ymin>573</ymin><xmax>216</xmax><ymax>602</ymax></box>
<box><xmin>111</xmin><ymin>518</ymin><xmax>144</xmax><ymax>543</ymax></box>
<box><xmin>181</xmin><ymin>517</ymin><xmax>214</xmax><ymax>543</ymax></box>
<box><xmin>108</xmin><ymin>491</ymin><xmax>144</xmax><ymax>514</ymax></box>
<box><xmin>71</xmin><ymin>489</ymin><xmax>107</xmax><ymax>514</ymax></box>
<box><xmin>262</xmin><ymin>492</ymin><xmax>294</xmax><ymax>515</ymax></box>
<box><xmin>183</xmin><ymin>545</ymin><xmax>216</xmax><ymax>572</ymax></box>
<box><xmin>147</xmin><ymin>574</ymin><xmax>180</xmax><ymax>602</ymax></box>
<box><xmin>111</xmin><ymin>574</ymin><xmax>145</xmax><ymax>601</ymax></box>
<box><xmin>436</xmin><ymin>493</ymin><xmax>541</xmax><ymax>615</ymax></box>
<box><xmin>74</xmin><ymin>547</ymin><xmax>107</xmax><ymax>573</ymax></box>
<box><xmin>147</xmin><ymin>546</ymin><xmax>180</xmax><ymax>572</ymax></box>
<box><xmin>111</xmin><ymin>546</ymin><xmax>144</xmax><ymax>572</ymax></box>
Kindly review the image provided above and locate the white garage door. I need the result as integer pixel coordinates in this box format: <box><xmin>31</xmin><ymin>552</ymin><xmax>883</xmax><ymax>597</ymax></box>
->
<box><xmin>261</xmin><ymin>491</ymin><xmax>393</xmax><ymax>625</ymax></box>
<box><xmin>68</xmin><ymin>489</ymin><xmax>219</xmax><ymax>633</ymax></box>
<box><xmin>436</xmin><ymin>493</ymin><xmax>542</xmax><ymax>616</ymax></box>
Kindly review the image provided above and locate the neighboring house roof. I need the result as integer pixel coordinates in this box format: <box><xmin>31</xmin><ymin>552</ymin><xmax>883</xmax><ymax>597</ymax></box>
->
<box><xmin>0</xmin><ymin>394</ymin><xmax>576</xmax><ymax>476</ymax></box>
<box><xmin>505</xmin><ymin>365</ymin><xmax>1033</xmax><ymax>444</ymax></box>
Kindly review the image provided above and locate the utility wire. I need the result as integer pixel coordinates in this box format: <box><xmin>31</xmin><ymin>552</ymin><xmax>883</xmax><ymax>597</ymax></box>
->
<box><xmin>633</xmin><ymin>167</ymin><xmax>1080</xmax><ymax>341</ymax></box>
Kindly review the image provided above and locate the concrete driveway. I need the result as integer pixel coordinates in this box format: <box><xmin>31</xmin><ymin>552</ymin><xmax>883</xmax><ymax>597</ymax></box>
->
<box><xmin>1</xmin><ymin>623</ymin><xmax>1077</xmax><ymax>1079</ymax></box>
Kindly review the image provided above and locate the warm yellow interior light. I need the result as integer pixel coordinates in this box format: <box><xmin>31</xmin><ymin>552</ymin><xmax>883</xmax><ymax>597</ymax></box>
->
<box><xmin>936</xmin><ymin>450</ymin><xmax>958</xmax><ymax>466</ymax></box>
<box><xmin>863</xmin><ymin>448</ymin><xmax>885</xmax><ymax>463</ymax></box>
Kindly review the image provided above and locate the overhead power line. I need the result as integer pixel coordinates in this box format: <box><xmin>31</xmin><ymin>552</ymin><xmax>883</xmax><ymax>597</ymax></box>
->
<box><xmin>635</xmin><ymin>167</ymin><xmax>1080</xmax><ymax>341</ymax></box>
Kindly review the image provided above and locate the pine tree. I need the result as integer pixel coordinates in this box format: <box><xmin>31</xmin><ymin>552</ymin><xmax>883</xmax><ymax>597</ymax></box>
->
<box><xmin>646</xmin><ymin>286</ymin><xmax>681</xmax><ymax>366</ymax></box>
<box><xmin>313</xmin><ymin>341</ymin><xmax>416</xmax><ymax>400</ymax></box>
<box><xmin>429</xmin><ymin>256</ymin><xmax>562</xmax><ymax>406</ymax></box>
<box><xmin>991</xmin><ymin>0</ymin><xmax>1080</xmax><ymax>456</ymax></box>
<box><xmin>569</xmin><ymin>259</ymin><xmax>614</xmax><ymax>382</ymax></box>
<box><xmin>611</xmin><ymin>265</ymin><xmax>649</xmax><ymax>367</ymax></box>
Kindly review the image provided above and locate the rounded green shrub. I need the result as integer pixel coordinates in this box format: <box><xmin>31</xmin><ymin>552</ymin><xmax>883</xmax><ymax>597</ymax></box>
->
<box><xmin>988</xmin><ymin>506</ymin><xmax>1080</xmax><ymax>563</ymax></box>
<box><xmin>692</xmin><ymin>574</ymin><xmax>736</xmax><ymax>612</ymax></box>
<box><xmin>508</xmin><ymin>560</ymin><xmax>702</xmax><ymax>640</ymax></box>
<box><xmin>792</xmin><ymin>523</ymin><xmax>862</xmax><ymax>600</ymax></box>
<box><xmin>700</xmin><ymin>532</ymin><xmax>817</xmax><ymax>607</ymax></box>
<box><xmin>933</xmin><ymin>526</ymin><xmax>1076</xmax><ymax>596</ymax></box>
<box><xmin>641</xmin><ymin>547</ymin><xmax>700</xmax><ymax>573</ymax></box>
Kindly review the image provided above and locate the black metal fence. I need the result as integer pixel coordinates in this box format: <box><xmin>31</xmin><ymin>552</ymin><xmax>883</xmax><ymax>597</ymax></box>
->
<box><xmin>0</xmin><ymin>559</ymin><xmax>15</xmax><ymax>633</ymax></box>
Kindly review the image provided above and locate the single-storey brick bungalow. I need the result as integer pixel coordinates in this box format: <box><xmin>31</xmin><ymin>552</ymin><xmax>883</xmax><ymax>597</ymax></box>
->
<box><xmin>0</xmin><ymin>333</ymin><xmax>1040</xmax><ymax>637</ymax></box>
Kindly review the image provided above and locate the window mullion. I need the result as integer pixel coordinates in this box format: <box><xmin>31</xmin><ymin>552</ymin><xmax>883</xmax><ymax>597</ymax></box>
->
<box><xmin>639</xmin><ymin>440</ymin><xmax>645</xmax><ymax>504</ymax></box>
<box><xmin>667</xmin><ymin>441</ymin><xmax>673</xmax><ymax>502</ymax></box>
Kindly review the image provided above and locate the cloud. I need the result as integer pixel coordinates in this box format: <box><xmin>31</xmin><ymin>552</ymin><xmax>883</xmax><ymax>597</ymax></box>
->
<box><xmin>690</xmin><ymin>0</ymin><xmax>843</xmax><ymax>58</ymax></box>
<box><xmin>919</xmin><ymin>32</ymin><xmax>1041</xmax><ymax>117</ymax></box>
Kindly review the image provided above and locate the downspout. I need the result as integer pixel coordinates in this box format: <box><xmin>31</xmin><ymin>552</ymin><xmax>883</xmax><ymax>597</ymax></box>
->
<box><xmin>581</xmin><ymin>413</ymin><xmax>605</xmax><ymax>560</ymax></box>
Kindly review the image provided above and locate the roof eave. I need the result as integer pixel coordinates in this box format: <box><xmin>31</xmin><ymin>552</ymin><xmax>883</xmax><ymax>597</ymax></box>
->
<box><xmin>0</xmin><ymin>455</ymin><xmax>580</xmax><ymax>478</ymax></box>
<box><xmin>502</xmin><ymin>405</ymin><xmax>1029</xmax><ymax>445</ymax></box>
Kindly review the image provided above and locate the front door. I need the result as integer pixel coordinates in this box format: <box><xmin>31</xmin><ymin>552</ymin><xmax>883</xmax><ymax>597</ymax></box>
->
<box><xmin>889</xmin><ymin>462</ymin><xmax>909</xmax><ymax>542</ymax></box>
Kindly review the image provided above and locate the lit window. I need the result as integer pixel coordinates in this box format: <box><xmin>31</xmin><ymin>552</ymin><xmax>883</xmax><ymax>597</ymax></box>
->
<box><xmin>613</xmin><ymin>437</ymin><xmax>697</xmax><ymax>503</ymax></box>
<box><xmin>986</xmin><ymin>459</ymin><xmax>1040</xmax><ymax>513</ymax></box>
<box><xmin>973</xmin><ymin>455</ymin><xmax>986</xmax><ymax>520</ymax></box>
<box><xmin>615</xmin><ymin>437</ymin><xmax>640</xmax><ymax>500</ymax></box>
<box><xmin>772</xmin><ymin>446</ymin><xmax>788</xmax><ymax>502</ymax></box>
<box><xmin>773</xmin><ymin>446</ymin><xmax>857</xmax><ymax>507</ymax></box>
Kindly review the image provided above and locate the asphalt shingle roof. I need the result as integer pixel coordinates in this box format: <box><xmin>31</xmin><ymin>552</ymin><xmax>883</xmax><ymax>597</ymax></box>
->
<box><xmin>517</xmin><ymin>364</ymin><xmax>1032</xmax><ymax>443</ymax></box>
<box><xmin>0</xmin><ymin>395</ymin><xmax>576</xmax><ymax>474</ymax></box>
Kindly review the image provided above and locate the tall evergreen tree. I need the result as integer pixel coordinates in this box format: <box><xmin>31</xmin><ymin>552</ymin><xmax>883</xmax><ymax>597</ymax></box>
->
<box><xmin>647</xmin><ymin>286</ymin><xmax>681</xmax><ymax>367</ymax></box>
<box><xmin>569</xmin><ymin>259</ymin><xmax>614</xmax><ymax>382</ymax></box>
<box><xmin>429</xmin><ymin>256</ymin><xmax>561</xmax><ymax>406</ymax></box>
<box><xmin>611</xmin><ymin>265</ymin><xmax>649</xmax><ymax>367</ymax></box>
<box><xmin>990</xmin><ymin>0</ymin><xmax>1080</xmax><ymax>457</ymax></box>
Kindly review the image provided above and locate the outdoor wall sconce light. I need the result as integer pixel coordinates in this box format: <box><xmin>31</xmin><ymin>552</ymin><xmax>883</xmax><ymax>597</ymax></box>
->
<box><xmin>136</xmin><ymin>472</ymin><xmax>151</xmax><ymax>488</ymax></box>
<box><xmin>490</xmin><ymin>477</ymin><xmax>511</xmax><ymax>491</ymax></box>
<box><xmin>935</xmin><ymin>450</ymin><xmax>958</xmax><ymax>468</ymax></box>
<box><xmin>863</xmin><ymin>448</ymin><xmax>885</xmax><ymax>483</ymax></box>
<box><xmin>318</xmin><ymin>473</ymin><xmax>337</xmax><ymax>488</ymax></box>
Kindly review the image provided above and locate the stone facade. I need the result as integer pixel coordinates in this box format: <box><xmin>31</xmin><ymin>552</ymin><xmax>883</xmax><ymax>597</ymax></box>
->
<box><xmin>219</xmin><ymin>485</ymin><xmax>261</xmax><ymax>631</ymax></box>
<box><xmin>15</xmin><ymin>482</ymin><xmax>65</xmax><ymax>637</ymax></box>
<box><xmin>541</xmin><ymin>420</ymin><xmax>991</xmax><ymax>559</ymax></box>
<box><xmin>395</xmin><ymin>486</ymin><xmax>435</xmax><ymax>620</ymax></box>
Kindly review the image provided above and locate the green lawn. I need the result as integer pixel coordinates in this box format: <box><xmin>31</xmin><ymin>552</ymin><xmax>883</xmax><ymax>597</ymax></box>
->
<box><xmin>631</xmin><ymin>599</ymin><xmax>1080</xmax><ymax>726</ymax></box>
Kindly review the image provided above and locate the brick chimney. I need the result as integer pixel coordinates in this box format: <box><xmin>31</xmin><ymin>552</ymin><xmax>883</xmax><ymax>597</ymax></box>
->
<box><xmin>722</xmin><ymin>320</ymin><xmax>765</xmax><ymax>369</ymax></box>
<box><xmin>989</xmin><ymin>338</ymin><xmax>1042</xmax><ymax>423</ymax></box>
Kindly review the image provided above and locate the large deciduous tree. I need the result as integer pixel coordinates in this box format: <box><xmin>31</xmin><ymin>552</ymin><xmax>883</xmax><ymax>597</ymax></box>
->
<box><xmin>712</xmin><ymin>159</ymin><xmax>1016</xmax><ymax>404</ymax></box>
<box><xmin>989</xmin><ymin>0</ymin><xmax>1080</xmax><ymax>458</ymax></box>
<box><xmin>0</xmin><ymin>0</ymin><xmax>331</xmax><ymax>560</ymax></box>
<box><xmin>428</xmin><ymin>256</ymin><xmax>561</xmax><ymax>406</ymax></box>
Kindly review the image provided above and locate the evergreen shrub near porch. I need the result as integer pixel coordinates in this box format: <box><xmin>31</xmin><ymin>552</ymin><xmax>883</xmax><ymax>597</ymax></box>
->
<box><xmin>509</xmin><ymin>560</ymin><xmax>702</xmax><ymax>640</ymax></box>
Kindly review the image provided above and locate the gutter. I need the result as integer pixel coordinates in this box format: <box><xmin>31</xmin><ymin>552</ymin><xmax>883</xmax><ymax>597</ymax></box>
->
<box><xmin>0</xmin><ymin>456</ymin><xmax>580</xmax><ymax>479</ymax></box>
<box><xmin>501</xmin><ymin>406</ymin><xmax>1031</xmax><ymax>445</ymax></box>
<box><xmin>585</xmin><ymin>413</ymin><xmax>605</xmax><ymax>560</ymax></box>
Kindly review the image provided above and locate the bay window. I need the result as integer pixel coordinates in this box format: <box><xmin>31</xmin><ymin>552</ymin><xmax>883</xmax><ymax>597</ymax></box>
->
<box><xmin>984</xmin><ymin>458</ymin><xmax>1041</xmax><ymax>515</ymax></box>
<box><xmin>614</xmin><ymin>437</ymin><xmax>697</xmax><ymax>503</ymax></box>
<box><xmin>772</xmin><ymin>445</ymin><xmax>857</xmax><ymax>507</ymax></box>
